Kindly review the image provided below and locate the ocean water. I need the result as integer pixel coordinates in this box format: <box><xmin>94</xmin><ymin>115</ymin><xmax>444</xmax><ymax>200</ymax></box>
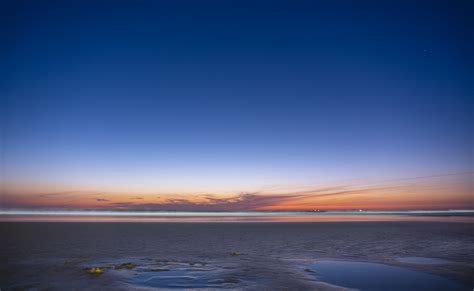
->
<box><xmin>0</xmin><ymin>209</ymin><xmax>473</xmax><ymax>222</ymax></box>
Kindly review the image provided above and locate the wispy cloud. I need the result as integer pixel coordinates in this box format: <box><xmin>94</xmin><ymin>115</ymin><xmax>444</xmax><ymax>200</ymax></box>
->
<box><xmin>2</xmin><ymin>172</ymin><xmax>472</xmax><ymax>211</ymax></box>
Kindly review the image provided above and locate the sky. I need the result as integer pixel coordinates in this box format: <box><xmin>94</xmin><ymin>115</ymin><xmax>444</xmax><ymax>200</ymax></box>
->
<box><xmin>1</xmin><ymin>0</ymin><xmax>472</xmax><ymax>211</ymax></box>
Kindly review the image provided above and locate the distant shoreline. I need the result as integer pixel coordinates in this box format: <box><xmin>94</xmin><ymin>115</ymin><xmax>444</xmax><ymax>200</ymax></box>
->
<box><xmin>1</xmin><ymin>209</ymin><xmax>473</xmax><ymax>216</ymax></box>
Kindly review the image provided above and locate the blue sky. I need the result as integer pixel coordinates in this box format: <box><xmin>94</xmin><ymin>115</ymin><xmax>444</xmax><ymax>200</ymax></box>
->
<box><xmin>1</xmin><ymin>0</ymin><xmax>472</xmax><ymax>209</ymax></box>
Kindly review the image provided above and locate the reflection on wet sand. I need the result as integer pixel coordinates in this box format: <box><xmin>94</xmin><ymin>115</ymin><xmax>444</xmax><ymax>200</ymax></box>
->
<box><xmin>305</xmin><ymin>260</ymin><xmax>470</xmax><ymax>291</ymax></box>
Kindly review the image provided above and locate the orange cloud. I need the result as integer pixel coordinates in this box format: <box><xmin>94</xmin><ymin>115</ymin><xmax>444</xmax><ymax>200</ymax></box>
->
<box><xmin>1</xmin><ymin>172</ymin><xmax>472</xmax><ymax>211</ymax></box>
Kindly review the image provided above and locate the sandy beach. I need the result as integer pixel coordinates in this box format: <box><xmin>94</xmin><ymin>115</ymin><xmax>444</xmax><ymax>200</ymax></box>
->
<box><xmin>1</xmin><ymin>221</ymin><xmax>473</xmax><ymax>290</ymax></box>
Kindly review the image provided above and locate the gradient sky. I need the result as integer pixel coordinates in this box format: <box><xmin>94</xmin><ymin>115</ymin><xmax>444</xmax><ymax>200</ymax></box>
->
<box><xmin>1</xmin><ymin>0</ymin><xmax>473</xmax><ymax>211</ymax></box>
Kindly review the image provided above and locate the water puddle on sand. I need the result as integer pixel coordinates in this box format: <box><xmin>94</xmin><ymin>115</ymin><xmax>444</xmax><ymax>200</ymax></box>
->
<box><xmin>306</xmin><ymin>260</ymin><xmax>470</xmax><ymax>291</ymax></box>
<box><xmin>122</xmin><ymin>262</ymin><xmax>245</xmax><ymax>289</ymax></box>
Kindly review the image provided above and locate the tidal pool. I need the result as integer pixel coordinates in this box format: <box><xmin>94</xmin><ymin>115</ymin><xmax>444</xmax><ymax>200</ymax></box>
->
<box><xmin>127</xmin><ymin>262</ymin><xmax>244</xmax><ymax>289</ymax></box>
<box><xmin>307</xmin><ymin>260</ymin><xmax>470</xmax><ymax>291</ymax></box>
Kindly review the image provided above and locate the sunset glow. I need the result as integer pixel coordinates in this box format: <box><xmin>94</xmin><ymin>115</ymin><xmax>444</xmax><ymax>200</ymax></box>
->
<box><xmin>2</xmin><ymin>0</ymin><xmax>472</xmax><ymax>214</ymax></box>
<box><xmin>2</xmin><ymin>172</ymin><xmax>472</xmax><ymax>211</ymax></box>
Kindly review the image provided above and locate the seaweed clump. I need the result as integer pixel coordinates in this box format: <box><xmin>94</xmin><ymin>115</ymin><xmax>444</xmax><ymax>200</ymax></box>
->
<box><xmin>228</xmin><ymin>251</ymin><xmax>240</xmax><ymax>256</ymax></box>
<box><xmin>85</xmin><ymin>267</ymin><xmax>104</xmax><ymax>275</ymax></box>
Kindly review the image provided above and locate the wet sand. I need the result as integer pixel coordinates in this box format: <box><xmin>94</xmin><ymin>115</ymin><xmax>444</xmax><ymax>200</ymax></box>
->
<box><xmin>1</xmin><ymin>221</ymin><xmax>473</xmax><ymax>290</ymax></box>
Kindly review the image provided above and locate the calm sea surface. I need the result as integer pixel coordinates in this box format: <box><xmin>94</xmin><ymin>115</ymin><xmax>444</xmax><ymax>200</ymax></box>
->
<box><xmin>0</xmin><ymin>210</ymin><xmax>472</xmax><ymax>222</ymax></box>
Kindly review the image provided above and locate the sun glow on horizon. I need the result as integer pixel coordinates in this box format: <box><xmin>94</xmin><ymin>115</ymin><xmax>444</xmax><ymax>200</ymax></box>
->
<box><xmin>2</xmin><ymin>172</ymin><xmax>472</xmax><ymax>212</ymax></box>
